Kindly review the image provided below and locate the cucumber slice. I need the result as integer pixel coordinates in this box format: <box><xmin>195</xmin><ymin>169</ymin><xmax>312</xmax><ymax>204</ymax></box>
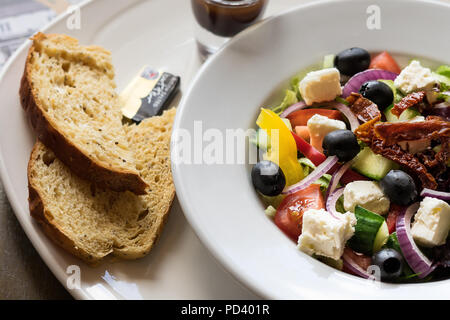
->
<box><xmin>384</xmin><ymin>105</ymin><xmax>420</xmax><ymax>122</ymax></box>
<box><xmin>348</xmin><ymin>206</ymin><xmax>385</xmax><ymax>255</ymax></box>
<box><xmin>352</xmin><ymin>147</ymin><xmax>399</xmax><ymax>181</ymax></box>
<box><xmin>373</xmin><ymin>221</ymin><xmax>389</xmax><ymax>253</ymax></box>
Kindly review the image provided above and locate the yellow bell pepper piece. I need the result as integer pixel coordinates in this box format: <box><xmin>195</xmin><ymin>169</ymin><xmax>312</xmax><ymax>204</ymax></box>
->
<box><xmin>256</xmin><ymin>108</ymin><xmax>304</xmax><ymax>186</ymax></box>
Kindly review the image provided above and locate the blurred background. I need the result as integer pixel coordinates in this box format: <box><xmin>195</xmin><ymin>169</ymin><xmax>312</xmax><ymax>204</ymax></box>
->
<box><xmin>0</xmin><ymin>0</ymin><xmax>82</xmax><ymax>71</ymax></box>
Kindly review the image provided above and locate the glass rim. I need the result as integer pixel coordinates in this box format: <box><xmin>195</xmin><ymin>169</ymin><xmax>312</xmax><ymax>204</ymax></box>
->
<box><xmin>203</xmin><ymin>0</ymin><xmax>263</xmax><ymax>7</ymax></box>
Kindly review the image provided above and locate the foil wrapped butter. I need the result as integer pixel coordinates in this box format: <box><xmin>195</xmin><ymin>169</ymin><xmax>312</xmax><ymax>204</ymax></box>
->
<box><xmin>120</xmin><ymin>66</ymin><xmax>180</xmax><ymax>123</ymax></box>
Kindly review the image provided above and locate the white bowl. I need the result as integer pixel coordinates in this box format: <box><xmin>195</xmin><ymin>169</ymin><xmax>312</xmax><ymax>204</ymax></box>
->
<box><xmin>171</xmin><ymin>0</ymin><xmax>450</xmax><ymax>299</ymax></box>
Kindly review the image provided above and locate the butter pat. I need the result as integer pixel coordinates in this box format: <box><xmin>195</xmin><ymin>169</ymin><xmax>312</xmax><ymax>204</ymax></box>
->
<box><xmin>120</xmin><ymin>66</ymin><xmax>180</xmax><ymax>123</ymax></box>
<box><xmin>299</xmin><ymin>68</ymin><xmax>342</xmax><ymax>105</ymax></box>
<box><xmin>298</xmin><ymin>209</ymin><xmax>356</xmax><ymax>260</ymax></box>
<box><xmin>411</xmin><ymin>197</ymin><xmax>450</xmax><ymax>248</ymax></box>
<box><xmin>344</xmin><ymin>181</ymin><xmax>390</xmax><ymax>215</ymax></box>
<box><xmin>394</xmin><ymin>60</ymin><xmax>437</xmax><ymax>94</ymax></box>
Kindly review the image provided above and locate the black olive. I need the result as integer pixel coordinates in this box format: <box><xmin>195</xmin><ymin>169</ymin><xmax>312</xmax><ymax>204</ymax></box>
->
<box><xmin>359</xmin><ymin>80</ymin><xmax>394</xmax><ymax>109</ymax></box>
<box><xmin>322</xmin><ymin>130</ymin><xmax>360</xmax><ymax>162</ymax></box>
<box><xmin>252</xmin><ymin>161</ymin><xmax>286</xmax><ymax>197</ymax></box>
<box><xmin>380</xmin><ymin>170</ymin><xmax>418</xmax><ymax>206</ymax></box>
<box><xmin>372</xmin><ymin>249</ymin><xmax>404</xmax><ymax>281</ymax></box>
<box><xmin>334</xmin><ymin>47</ymin><xmax>371</xmax><ymax>76</ymax></box>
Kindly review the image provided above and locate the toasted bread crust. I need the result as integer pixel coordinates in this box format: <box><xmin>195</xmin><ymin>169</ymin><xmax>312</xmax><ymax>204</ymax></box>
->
<box><xmin>27</xmin><ymin>142</ymin><xmax>175</xmax><ymax>265</ymax></box>
<box><xmin>27</xmin><ymin>145</ymin><xmax>105</xmax><ymax>265</ymax></box>
<box><xmin>20</xmin><ymin>35</ymin><xmax>148</xmax><ymax>195</ymax></box>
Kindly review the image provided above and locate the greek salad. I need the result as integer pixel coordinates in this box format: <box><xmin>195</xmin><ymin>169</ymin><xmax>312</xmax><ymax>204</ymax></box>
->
<box><xmin>251</xmin><ymin>47</ymin><xmax>450</xmax><ymax>283</ymax></box>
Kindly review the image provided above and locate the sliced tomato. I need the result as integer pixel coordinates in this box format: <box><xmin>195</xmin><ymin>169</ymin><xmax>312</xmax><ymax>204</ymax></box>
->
<box><xmin>274</xmin><ymin>184</ymin><xmax>325</xmax><ymax>241</ymax></box>
<box><xmin>343</xmin><ymin>247</ymin><xmax>372</xmax><ymax>275</ymax></box>
<box><xmin>386</xmin><ymin>204</ymin><xmax>404</xmax><ymax>234</ymax></box>
<box><xmin>287</xmin><ymin>108</ymin><xmax>343</xmax><ymax>127</ymax></box>
<box><xmin>369</xmin><ymin>51</ymin><xmax>401</xmax><ymax>74</ymax></box>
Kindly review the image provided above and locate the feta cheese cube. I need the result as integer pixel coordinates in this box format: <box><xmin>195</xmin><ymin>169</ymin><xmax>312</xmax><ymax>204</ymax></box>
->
<box><xmin>394</xmin><ymin>60</ymin><xmax>437</xmax><ymax>94</ymax></box>
<box><xmin>411</xmin><ymin>197</ymin><xmax>450</xmax><ymax>247</ymax></box>
<box><xmin>298</xmin><ymin>209</ymin><xmax>356</xmax><ymax>260</ymax></box>
<box><xmin>307</xmin><ymin>114</ymin><xmax>346</xmax><ymax>152</ymax></box>
<box><xmin>344</xmin><ymin>181</ymin><xmax>390</xmax><ymax>215</ymax></box>
<box><xmin>299</xmin><ymin>68</ymin><xmax>342</xmax><ymax>105</ymax></box>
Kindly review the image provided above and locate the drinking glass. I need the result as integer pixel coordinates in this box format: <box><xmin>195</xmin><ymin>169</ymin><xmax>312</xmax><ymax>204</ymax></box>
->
<box><xmin>191</xmin><ymin>0</ymin><xmax>268</xmax><ymax>60</ymax></box>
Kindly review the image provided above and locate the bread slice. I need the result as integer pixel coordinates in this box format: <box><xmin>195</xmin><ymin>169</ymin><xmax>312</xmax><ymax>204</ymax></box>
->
<box><xmin>28</xmin><ymin>109</ymin><xmax>176</xmax><ymax>265</ymax></box>
<box><xmin>20</xmin><ymin>33</ymin><xmax>147</xmax><ymax>195</ymax></box>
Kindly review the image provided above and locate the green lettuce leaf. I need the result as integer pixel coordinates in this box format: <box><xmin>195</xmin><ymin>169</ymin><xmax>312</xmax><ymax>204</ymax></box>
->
<box><xmin>290</xmin><ymin>76</ymin><xmax>302</xmax><ymax>101</ymax></box>
<box><xmin>436</xmin><ymin>65</ymin><xmax>450</xmax><ymax>78</ymax></box>
<box><xmin>272</xmin><ymin>89</ymin><xmax>298</xmax><ymax>115</ymax></box>
<box><xmin>433</xmin><ymin>72</ymin><xmax>450</xmax><ymax>90</ymax></box>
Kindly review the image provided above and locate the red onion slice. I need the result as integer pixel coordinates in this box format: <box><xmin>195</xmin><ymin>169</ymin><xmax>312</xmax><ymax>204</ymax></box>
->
<box><xmin>281</xmin><ymin>101</ymin><xmax>360</xmax><ymax>132</ymax></box>
<box><xmin>342</xmin><ymin>251</ymin><xmax>372</xmax><ymax>279</ymax></box>
<box><xmin>325</xmin><ymin>101</ymin><xmax>360</xmax><ymax>132</ymax></box>
<box><xmin>283</xmin><ymin>156</ymin><xmax>338</xmax><ymax>195</ymax></box>
<box><xmin>420</xmin><ymin>188</ymin><xmax>450</xmax><ymax>202</ymax></box>
<box><xmin>326</xmin><ymin>188</ymin><xmax>344</xmax><ymax>219</ymax></box>
<box><xmin>396</xmin><ymin>203</ymin><xmax>436</xmax><ymax>278</ymax></box>
<box><xmin>326</xmin><ymin>160</ymin><xmax>354</xmax><ymax>200</ymax></box>
<box><xmin>279</xmin><ymin>101</ymin><xmax>308</xmax><ymax>118</ymax></box>
<box><xmin>342</xmin><ymin>69</ymin><xmax>398</xmax><ymax>98</ymax></box>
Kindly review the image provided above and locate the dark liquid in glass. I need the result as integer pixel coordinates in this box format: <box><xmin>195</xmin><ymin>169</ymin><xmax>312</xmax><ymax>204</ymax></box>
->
<box><xmin>191</xmin><ymin>0</ymin><xmax>268</xmax><ymax>38</ymax></box>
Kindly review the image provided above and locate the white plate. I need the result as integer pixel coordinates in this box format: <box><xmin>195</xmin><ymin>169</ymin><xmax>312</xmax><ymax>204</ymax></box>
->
<box><xmin>0</xmin><ymin>0</ymin><xmax>305</xmax><ymax>300</ymax></box>
<box><xmin>172</xmin><ymin>0</ymin><xmax>450</xmax><ymax>299</ymax></box>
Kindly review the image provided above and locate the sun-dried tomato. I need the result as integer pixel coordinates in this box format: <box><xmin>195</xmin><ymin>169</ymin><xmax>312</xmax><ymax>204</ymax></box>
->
<box><xmin>354</xmin><ymin>117</ymin><xmax>438</xmax><ymax>189</ymax></box>
<box><xmin>371</xmin><ymin>137</ymin><xmax>438</xmax><ymax>189</ymax></box>
<box><xmin>374</xmin><ymin>119</ymin><xmax>450</xmax><ymax>145</ymax></box>
<box><xmin>390</xmin><ymin>91</ymin><xmax>426</xmax><ymax>117</ymax></box>
<box><xmin>437</xmin><ymin>137</ymin><xmax>450</xmax><ymax>163</ymax></box>
<box><xmin>354</xmin><ymin>116</ymin><xmax>380</xmax><ymax>144</ymax></box>
<box><xmin>417</xmin><ymin>150</ymin><xmax>441</xmax><ymax>171</ymax></box>
<box><xmin>347</xmin><ymin>93</ymin><xmax>381</xmax><ymax>123</ymax></box>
